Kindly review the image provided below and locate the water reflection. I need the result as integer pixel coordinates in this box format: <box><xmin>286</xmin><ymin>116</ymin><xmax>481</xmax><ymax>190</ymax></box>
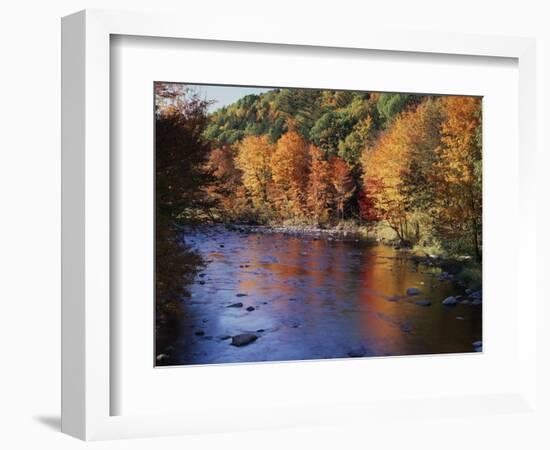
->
<box><xmin>157</xmin><ymin>226</ymin><xmax>482</xmax><ymax>366</ymax></box>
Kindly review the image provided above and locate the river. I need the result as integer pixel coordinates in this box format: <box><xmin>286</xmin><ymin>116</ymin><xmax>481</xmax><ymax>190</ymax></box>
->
<box><xmin>156</xmin><ymin>225</ymin><xmax>482</xmax><ymax>366</ymax></box>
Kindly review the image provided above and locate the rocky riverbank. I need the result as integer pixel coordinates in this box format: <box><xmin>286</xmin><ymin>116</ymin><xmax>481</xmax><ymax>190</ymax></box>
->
<box><xmin>220</xmin><ymin>223</ymin><xmax>482</xmax><ymax>292</ymax></box>
<box><xmin>222</xmin><ymin>223</ymin><xmax>368</xmax><ymax>241</ymax></box>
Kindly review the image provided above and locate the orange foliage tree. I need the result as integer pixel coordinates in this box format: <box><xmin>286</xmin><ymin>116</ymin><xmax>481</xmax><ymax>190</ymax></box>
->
<box><xmin>329</xmin><ymin>156</ymin><xmax>355</xmax><ymax>220</ymax></box>
<box><xmin>307</xmin><ymin>145</ymin><xmax>333</xmax><ymax>224</ymax></box>
<box><xmin>207</xmin><ymin>144</ymin><xmax>252</xmax><ymax>220</ymax></box>
<box><xmin>271</xmin><ymin>131</ymin><xmax>310</xmax><ymax>219</ymax></box>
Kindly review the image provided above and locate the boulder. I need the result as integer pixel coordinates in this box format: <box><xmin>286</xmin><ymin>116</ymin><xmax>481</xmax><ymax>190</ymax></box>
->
<box><xmin>442</xmin><ymin>296</ymin><xmax>458</xmax><ymax>306</ymax></box>
<box><xmin>230</xmin><ymin>333</ymin><xmax>258</xmax><ymax>347</ymax></box>
<box><xmin>227</xmin><ymin>302</ymin><xmax>243</xmax><ymax>308</ymax></box>
<box><xmin>246</xmin><ymin>306</ymin><xmax>255</xmax><ymax>312</ymax></box>
<box><xmin>406</xmin><ymin>287</ymin><xmax>421</xmax><ymax>296</ymax></box>
<box><xmin>236</xmin><ymin>293</ymin><xmax>248</xmax><ymax>297</ymax></box>
<box><xmin>469</xmin><ymin>290</ymin><xmax>482</xmax><ymax>300</ymax></box>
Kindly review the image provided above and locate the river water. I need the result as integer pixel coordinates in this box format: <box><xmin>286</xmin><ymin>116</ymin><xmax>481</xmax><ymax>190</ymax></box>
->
<box><xmin>157</xmin><ymin>225</ymin><xmax>482</xmax><ymax>366</ymax></box>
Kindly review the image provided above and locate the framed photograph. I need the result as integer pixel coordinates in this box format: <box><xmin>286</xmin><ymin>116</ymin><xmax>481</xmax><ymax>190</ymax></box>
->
<box><xmin>62</xmin><ymin>9</ymin><xmax>537</xmax><ymax>440</ymax></box>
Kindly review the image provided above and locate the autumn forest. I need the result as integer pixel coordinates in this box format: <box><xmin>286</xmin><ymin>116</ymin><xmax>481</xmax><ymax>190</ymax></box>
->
<box><xmin>155</xmin><ymin>83</ymin><xmax>483</xmax><ymax>365</ymax></box>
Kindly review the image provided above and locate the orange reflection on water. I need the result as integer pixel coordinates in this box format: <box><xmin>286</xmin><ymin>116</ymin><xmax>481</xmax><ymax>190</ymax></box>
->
<box><xmin>171</xmin><ymin>227</ymin><xmax>482</xmax><ymax>365</ymax></box>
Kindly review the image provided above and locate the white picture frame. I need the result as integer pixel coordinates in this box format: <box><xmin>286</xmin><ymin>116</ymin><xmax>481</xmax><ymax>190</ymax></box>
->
<box><xmin>61</xmin><ymin>9</ymin><xmax>537</xmax><ymax>441</ymax></box>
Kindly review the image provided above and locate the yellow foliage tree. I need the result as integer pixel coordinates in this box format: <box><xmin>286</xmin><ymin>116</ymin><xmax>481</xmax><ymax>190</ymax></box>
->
<box><xmin>361</xmin><ymin>114</ymin><xmax>411</xmax><ymax>241</ymax></box>
<box><xmin>361</xmin><ymin>100</ymin><xmax>441</xmax><ymax>242</ymax></box>
<box><xmin>235</xmin><ymin>135</ymin><xmax>275</xmax><ymax>212</ymax></box>
<box><xmin>432</xmin><ymin>96</ymin><xmax>482</xmax><ymax>259</ymax></box>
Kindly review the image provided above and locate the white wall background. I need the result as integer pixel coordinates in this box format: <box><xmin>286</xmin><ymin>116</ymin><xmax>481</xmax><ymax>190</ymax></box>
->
<box><xmin>0</xmin><ymin>1</ymin><xmax>547</xmax><ymax>449</ymax></box>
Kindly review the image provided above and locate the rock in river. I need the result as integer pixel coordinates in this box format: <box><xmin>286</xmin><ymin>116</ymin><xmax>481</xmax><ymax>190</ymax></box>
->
<box><xmin>442</xmin><ymin>296</ymin><xmax>458</xmax><ymax>306</ymax></box>
<box><xmin>348</xmin><ymin>347</ymin><xmax>367</xmax><ymax>358</ymax></box>
<box><xmin>406</xmin><ymin>287</ymin><xmax>421</xmax><ymax>296</ymax></box>
<box><xmin>227</xmin><ymin>302</ymin><xmax>244</xmax><ymax>308</ymax></box>
<box><xmin>469</xmin><ymin>290</ymin><xmax>482</xmax><ymax>300</ymax></box>
<box><xmin>246</xmin><ymin>306</ymin><xmax>255</xmax><ymax>312</ymax></box>
<box><xmin>236</xmin><ymin>293</ymin><xmax>248</xmax><ymax>297</ymax></box>
<box><xmin>414</xmin><ymin>299</ymin><xmax>432</xmax><ymax>307</ymax></box>
<box><xmin>231</xmin><ymin>333</ymin><xmax>258</xmax><ymax>347</ymax></box>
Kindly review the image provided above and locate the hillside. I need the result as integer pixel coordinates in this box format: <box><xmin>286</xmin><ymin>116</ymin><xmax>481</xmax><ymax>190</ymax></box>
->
<box><xmin>204</xmin><ymin>88</ymin><xmax>420</xmax><ymax>165</ymax></box>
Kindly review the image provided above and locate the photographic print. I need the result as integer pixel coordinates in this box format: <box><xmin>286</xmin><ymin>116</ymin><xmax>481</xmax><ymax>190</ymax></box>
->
<box><xmin>154</xmin><ymin>82</ymin><xmax>482</xmax><ymax>367</ymax></box>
